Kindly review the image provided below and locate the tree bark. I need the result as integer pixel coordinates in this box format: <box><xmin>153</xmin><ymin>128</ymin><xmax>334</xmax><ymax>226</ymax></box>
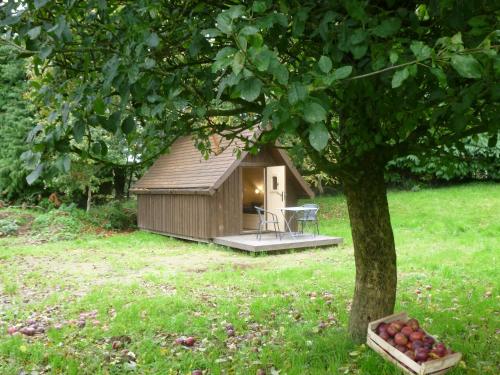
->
<box><xmin>342</xmin><ymin>160</ymin><xmax>397</xmax><ymax>342</ymax></box>
<box><xmin>113</xmin><ymin>166</ymin><xmax>126</xmax><ymax>200</ymax></box>
<box><xmin>86</xmin><ymin>185</ymin><xmax>92</xmax><ymax>213</ymax></box>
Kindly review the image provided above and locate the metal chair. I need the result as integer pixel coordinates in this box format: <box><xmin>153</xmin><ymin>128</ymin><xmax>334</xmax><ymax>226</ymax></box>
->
<box><xmin>297</xmin><ymin>203</ymin><xmax>319</xmax><ymax>236</ymax></box>
<box><xmin>255</xmin><ymin>206</ymin><xmax>281</xmax><ymax>240</ymax></box>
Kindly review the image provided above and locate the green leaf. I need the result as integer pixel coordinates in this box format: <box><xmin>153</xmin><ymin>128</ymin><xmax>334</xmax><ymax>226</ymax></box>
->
<box><xmin>39</xmin><ymin>45</ymin><xmax>53</xmax><ymax>60</ymax></box>
<box><xmin>451</xmin><ymin>32</ymin><xmax>462</xmax><ymax>45</ymax></box>
<box><xmin>345</xmin><ymin>1</ymin><xmax>367</xmax><ymax>22</ymax></box>
<box><xmin>292</xmin><ymin>8</ymin><xmax>309</xmax><ymax>37</ymax></box>
<box><xmin>392</xmin><ymin>67</ymin><xmax>410</xmax><ymax>88</ymax></box>
<box><xmin>239</xmin><ymin>26</ymin><xmax>259</xmax><ymax>36</ymax></box>
<box><xmin>318</xmin><ymin>56</ymin><xmax>332</xmax><ymax>73</ymax></box>
<box><xmin>487</xmin><ymin>133</ymin><xmax>498</xmax><ymax>148</ymax></box>
<box><xmin>333</xmin><ymin>65</ymin><xmax>353</xmax><ymax>80</ymax></box>
<box><xmin>212</xmin><ymin>47</ymin><xmax>236</xmax><ymax>72</ymax></box>
<box><xmin>34</xmin><ymin>0</ymin><xmax>49</xmax><ymax>9</ymax></box>
<box><xmin>350</xmin><ymin>29</ymin><xmax>368</xmax><ymax>45</ymax></box>
<box><xmin>252</xmin><ymin>48</ymin><xmax>274</xmax><ymax>71</ymax></box>
<box><xmin>73</xmin><ymin>120</ymin><xmax>85</xmax><ymax>143</ymax></box>
<box><xmin>104</xmin><ymin>112</ymin><xmax>121</xmax><ymax>133</ymax></box>
<box><xmin>216</xmin><ymin>13</ymin><xmax>233</xmax><ymax>34</ymax></box>
<box><xmin>269</xmin><ymin>61</ymin><xmax>289</xmax><ymax>84</ymax></box>
<box><xmin>430</xmin><ymin>67</ymin><xmax>447</xmax><ymax>86</ymax></box>
<box><xmin>201</xmin><ymin>28</ymin><xmax>222</xmax><ymax>38</ymax></box>
<box><xmin>410</xmin><ymin>41</ymin><xmax>432</xmax><ymax>60</ymax></box>
<box><xmin>91</xmin><ymin>142</ymin><xmax>102</xmax><ymax>156</ymax></box>
<box><xmin>99</xmin><ymin>141</ymin><xmax>108</xmax><ymax>156</ymax></box>
<box><xmin>26</xmin><ymin>164</ymin><xmax>43</xmax><ymax>185</ymax></box>
<box><xmin>288</xmin><ymin>82</ymin><xmax>307</xmax><ymax>105</ymax></box>
<box><xmin>27</xmin><ymin>26</ymin><xmax>42</xmax><ymax>40</ymax></box>
<box><xmin>62</xmin><ymin>154</ymin><xmax>71</xmax><ymax>172</ymax></box>
<box><xmin>389</xmin><ymin>51</ymin><xmax>398</xmax><ymax>64</ymax></box>
<box><xmin>121</xmin><ymin>116</ymin><xmax>136</xmax><ymax>134</ymax></box>
<box><xmin>309</xmin><ymin>122</ymin><xmax>330</xmax><ymax>151</ymax></box>
<box><xmin>450</xmin><ymin>54</ymin><xmax>482</xmax><ymax>79</ymax></box>
<box><xmin>303</xmin><ymin>102</ymin><xmax>327</xmax><ymax>124</ymax></box>
<box><xmin>232</xmin><ymin>51</ymin><xmax>245</xmax><ymax>75</ymax></box>
<box><xmin>239</xmin><ymin>78</ymin><xmax>263</xmax><ymax>102</ymax></box>
<box><xmin>226</xmin><ymin>5</ymin><xmax>245</xmax><ymax>19</ymax></box>
<box><xmin>351</xmin><ymin>44</ymin><xmax>368</xmax><ymax>59</ymax></box>
<box><xmin>372</xmin><ymin>18</ymin><xmax>401</xmax><ymax>38</ymax></box>
<box><xmin>146</xmin><ymin>32</ymin><xmax>160</xmax><ymax>48</ymax></box>
<box><xmin>252</xmin><ymin>1</ymin><xmax>267</xmax><ymax>13</ymax></box>
<box><xmin>93</xmin><ymin>97</ymin><xmax>106</xmax><ymax>115</ymax></box>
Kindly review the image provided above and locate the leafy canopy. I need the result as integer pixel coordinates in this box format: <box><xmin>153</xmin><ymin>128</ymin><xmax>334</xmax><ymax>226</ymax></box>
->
<box><xmin>0</xmin><ymin>0</ymin><xmax>498</xmax><ymax>182</ymax></box>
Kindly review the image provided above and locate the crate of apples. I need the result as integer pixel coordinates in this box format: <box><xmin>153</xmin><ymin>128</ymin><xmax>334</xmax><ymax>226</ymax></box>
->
<box><xmin>367</xmin><ymin>312</ymin><xmax>462</xmax><ymax>375</ymax></box>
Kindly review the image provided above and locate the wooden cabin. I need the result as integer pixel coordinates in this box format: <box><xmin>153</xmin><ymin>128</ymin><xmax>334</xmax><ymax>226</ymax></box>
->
<box><xmin>131</xmin><ymin>135</ymin><xmax>314</xmax><ymax>242</ymax></box>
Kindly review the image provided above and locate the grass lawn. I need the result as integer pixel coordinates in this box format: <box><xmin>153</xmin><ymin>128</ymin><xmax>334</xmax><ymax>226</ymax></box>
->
<box><xmin>0</xmin><ymin>183</ymin><xmax>498</xmax><ymax>374</ymax></box>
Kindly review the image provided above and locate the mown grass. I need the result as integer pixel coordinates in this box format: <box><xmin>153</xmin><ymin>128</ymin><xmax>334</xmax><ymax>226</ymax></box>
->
<box><xmin>0</xmin><ymin>183</ymin><xmax>498</xmax><ymax>374</ymax></box>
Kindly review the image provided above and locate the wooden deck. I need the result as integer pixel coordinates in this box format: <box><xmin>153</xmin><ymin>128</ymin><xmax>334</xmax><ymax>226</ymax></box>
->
<box><xmin>213</xmin><ymin>232</ymin><xmax>343</xmax><ymax>252</ymax></box>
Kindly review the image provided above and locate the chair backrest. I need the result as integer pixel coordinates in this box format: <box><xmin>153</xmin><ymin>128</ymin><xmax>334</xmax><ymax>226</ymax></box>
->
<box><xmin>302</xmin><ymin>203</ymin><xmax>319</xmax><ymax>220</ymax></box>
<box><xmin>255</xmin><ymin>206</ymin><xmax>265</xmax><ymax>222</ymax></box>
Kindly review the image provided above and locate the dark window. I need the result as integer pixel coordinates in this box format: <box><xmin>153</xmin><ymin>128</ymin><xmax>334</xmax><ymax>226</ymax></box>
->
<box><xmin>272</xmin><ymin>176</ymin><xmax>278</xmax><ymax>190</ymax></box>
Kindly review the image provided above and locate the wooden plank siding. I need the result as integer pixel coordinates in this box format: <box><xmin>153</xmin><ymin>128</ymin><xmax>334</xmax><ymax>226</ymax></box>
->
<box><xmin>137</xmin><ymin>193</ymin><xmax>213</xmax><ymax>240</ymax></box>
<box><xmin>214</xmin><ymin>167</ymin><xmax>242</xmax><ymax>236</ymax></box>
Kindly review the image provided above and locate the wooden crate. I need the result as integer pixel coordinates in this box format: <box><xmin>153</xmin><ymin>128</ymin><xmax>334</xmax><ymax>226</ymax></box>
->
<box><xmin>366</xmin><ymin>312</ymin><xmax>462</xmax><ymax>375</ymax></box>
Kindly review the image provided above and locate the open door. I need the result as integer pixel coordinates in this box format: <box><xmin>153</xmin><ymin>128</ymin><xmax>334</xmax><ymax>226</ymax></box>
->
<box><xmin>266</xmin><ymin>166</ymin><xmax>286</xmax><ymax>231</ymax></box>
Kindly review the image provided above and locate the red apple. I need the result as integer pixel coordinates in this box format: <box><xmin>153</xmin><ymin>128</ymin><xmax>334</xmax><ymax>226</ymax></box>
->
<box><xmin>394</xmin><ymin>333</ymin><xmax>408</xmax><ymax>346</ymax></box>
<box><xmin>415</xmin><ymin>348</ymin><xmax>429</xmax><ymax>362</ymax></box>
<box><xmin>409</xmin><ymin>331</ymin><xmax>425</xmax><ymax>342</ymax></box>
<box><xmin>376</xmin><ymin>322</ymin><xmax>388</xmax><ymax>334</ymax></box>
<box><xmin>412</xmin><ymin>340</ymin><xmax>424</xmax><ymax>350</ymax></box>
<box><xmin>390</xmin><ymin>321</ymin><xmax>403</xmax><ymax>332</ymax></box>
<box><xmin>184</xmin><ymin>337</ymin><xmax>196</xmax><ymax>347</ymax></box>
<box><xmin>401</xmin><ymin>326</ymin><xmax>413</xmax><ymax>337</ymax></box>
<box><xmin>423</xmin><ymin>335</ymin><xmax>435</xmax><ymax>347</ymax></box>
<box><xmin>386</xmin><ymin>325</ymin><xmax>398</xmax><ymax>337</ymax></box>
<box><xmin>406</xmin><ymin>318</ymin><xmax>420</xmax><ymax>331</ymax></box>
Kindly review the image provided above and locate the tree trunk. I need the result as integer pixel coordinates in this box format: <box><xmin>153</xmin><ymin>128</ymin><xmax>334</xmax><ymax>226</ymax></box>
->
<box><xmin>86</xmin><ymin>185</ymin><xmax>92</xmax><ymax>213</ymax></box>
<box><xmin>113</xmin><ymin>167</ymin><xmax>126</xmax><ymax>200</ymax></box>
<box><xmin>126</xmin><ymin>168</ymin><xmax>134</xmax><ymax>199</ymax></box>
<box><xmin>317</xmin><ymin>175</ymin><xmax>324</xmax><ymax>195</ymax></box>
<box><xmin>342</xmin><ymin>160</ymin><xmax>397</xmax><ymax>342</ymax></box>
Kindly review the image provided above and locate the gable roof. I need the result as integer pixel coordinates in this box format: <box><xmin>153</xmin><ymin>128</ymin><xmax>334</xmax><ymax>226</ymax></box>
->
<box><xmin>131</xmin><ymin>135</ymin><xmax>314</xmax><ymax>198</ymax></box>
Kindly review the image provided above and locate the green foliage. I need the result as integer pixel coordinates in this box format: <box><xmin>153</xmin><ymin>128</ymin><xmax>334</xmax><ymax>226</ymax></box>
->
<box><xmin>0</xmin><ymin>0</ymin><xmax>497</xmax><ymax>183</ymax></box>
<box><xmin>0</xmin><ymin>218</ymin><xmax>19</xmax><ymax>235</ymax></box>
<box><xmin>88</xmin><ymin>200</ymin><xmax>137</xmax><ymax>230</ymax></box>
<box><xmin>0</xmin><ymin>45</ymin><xmax>41</xmax><ymax>201</ymax></box>
<box><xmin>386</xmin><ymin>135</ymin><xmax>500</xmax><ymax>183</ymax></box>
<box><xmin>31</xmin><ymin>209</ymin><xmax>86</xmax><ymax>241</ymax></box>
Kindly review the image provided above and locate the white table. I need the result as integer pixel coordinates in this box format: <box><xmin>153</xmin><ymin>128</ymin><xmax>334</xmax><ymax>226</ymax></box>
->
<box><xmin>279</xmin><ymin>206</ymin><xmax>317</xmax><ymax>238</ymax></box>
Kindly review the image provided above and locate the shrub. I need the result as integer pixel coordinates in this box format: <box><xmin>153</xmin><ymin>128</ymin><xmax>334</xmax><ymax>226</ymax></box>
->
<box><xmin>0</xmin><ymin>218</ymin><xmax>19</xmax><ymax>236</ymax></box>
<box><xmin>31</xmin><ymin>209</ymin><xmax>86</xmax><ymax>241</ymax></box>
<box><xmin>89</xmin><ymin>201</ymin><xmax>137</xmax><ymax>230</ymax></box>
<box><xmin>386</xmin><ymin>135</ymin><xmax>500</xmax><ymax>185</ymax></box>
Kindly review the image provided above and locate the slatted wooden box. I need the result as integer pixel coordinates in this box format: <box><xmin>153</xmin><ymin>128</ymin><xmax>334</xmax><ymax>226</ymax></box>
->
<box><xmin>367</xmin><ymin>312</ymin><xmax>462</xmax><ymax>375</ymax></box>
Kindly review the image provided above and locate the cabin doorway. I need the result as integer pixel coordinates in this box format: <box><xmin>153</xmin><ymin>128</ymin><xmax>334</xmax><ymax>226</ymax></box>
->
<box><xmin>242</xmin><ymin>167</ymin><xmax>265</xmax><ymax>231</ymax></box>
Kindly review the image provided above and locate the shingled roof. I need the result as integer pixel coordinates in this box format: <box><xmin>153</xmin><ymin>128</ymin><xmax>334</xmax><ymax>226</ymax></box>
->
<box><xmin>131</xmin><ymin>134</ymin><xmax>314</xmax><ymax>197</ymax></box>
